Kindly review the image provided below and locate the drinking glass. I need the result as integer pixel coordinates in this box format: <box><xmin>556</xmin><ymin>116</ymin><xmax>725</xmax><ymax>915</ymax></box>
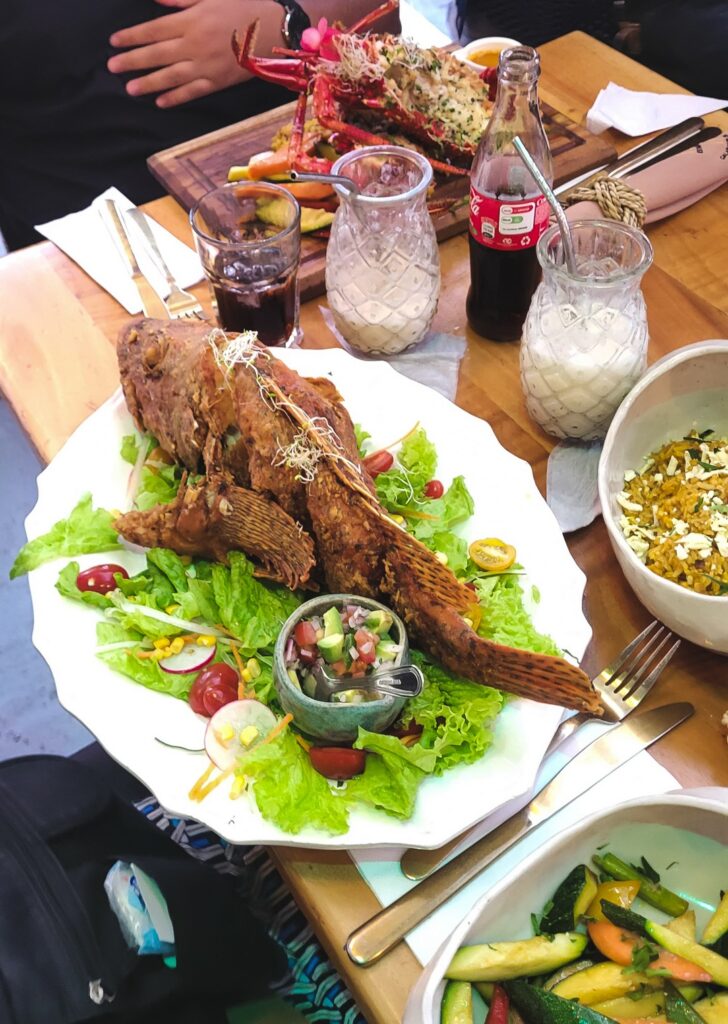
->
<box><xmin>325</xmin><ymin>146</ymin><xmax>440</xmax><ymax>355</ymax></box>
<box><xmin>521</xmin><ymin>219</ymin><xmax>653</xmax><ymax>440</ymax></box>
<box><xmin>190</xmin><ymin>182</ymin><xmax>301</xmax><ymax>346</ymax></box>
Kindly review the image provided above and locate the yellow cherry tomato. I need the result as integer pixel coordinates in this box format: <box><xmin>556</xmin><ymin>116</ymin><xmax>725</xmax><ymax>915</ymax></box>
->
<box><xmin>468</xmin><ymin>538</ymin><xmax>516</xmax><ymax>573</ymax></box>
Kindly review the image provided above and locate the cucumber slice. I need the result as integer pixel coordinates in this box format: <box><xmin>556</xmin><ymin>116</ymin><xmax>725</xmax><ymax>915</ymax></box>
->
<box><xmin>440</xmin><ymin>980</ymin><xmax>474</xmax><ymax>1024</ymax></box>
<box><xmin>445</xmin><ymin>932</ymin><xmax>588</xmax><ymax>982</ymax></box>
<box><xmin>541</xmin><ymin>865</ymin><xmax>598</xmax><ymax>933</ymax></box>
<box><xmin>323</xmin><ymin>606</ymin><xmax>343</xmax><ymax>638</ymax></box>
<box><xmin>317</xmin><ymin>632</ymin><xmax>344</xmax><ymax>663</ymax></box>
<box><xmin>551</xmin><ymin>961</ymin><xmax>660</xmax><ymax>1005</ymax></box>
<box><xmin>504</xmin><ymin>980</ymin><xmax>622</xmax><ymax>1024</ymax></box>
<box><xmin>702</xmin><ymin>891</ymin><xmax>728</xmax><ymax>947</ymax></box>
<box><xmin>365</xmin><ymin>609</ymin><xmax>393</xmax><ymax>634</ymax></box>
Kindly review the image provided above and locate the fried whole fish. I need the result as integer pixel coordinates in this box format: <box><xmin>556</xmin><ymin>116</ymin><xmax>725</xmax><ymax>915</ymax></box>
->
<box><xmin>117</xmin><ymin>319</ymin><xmax>601</xmax><ymax>714</ymax></box>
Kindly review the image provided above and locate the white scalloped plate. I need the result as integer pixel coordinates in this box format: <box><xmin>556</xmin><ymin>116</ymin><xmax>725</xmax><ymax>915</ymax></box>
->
<box><xmin>24</xmin><ymin>347</ymin><xmax>591</xmax><ymax>849</ymax></box>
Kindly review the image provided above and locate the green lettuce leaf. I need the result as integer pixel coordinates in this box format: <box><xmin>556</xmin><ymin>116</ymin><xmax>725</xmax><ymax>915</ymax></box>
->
<box><xmin>107</xmin><ymin>590</ymin><xmax>184</xmax><ymax>639</ymax></box>
<box><xmin>354</xmin><ymin>728</ymin><xmax>438</xmax><ymax>773</ymax></box>
<box><xmin>242</xmin><ymin>729</ymin><xmax>349</xmax><ymax>835</ymax></box>
<box><xmin>476</xmin><ymin>574</ymin><xmax>561</xmax><ymax>656</ymax></box>
<box><xmin>97</xmin><ymin>644</ymin><xmax>197</xmax><ymax>698</ymax></box>
<box><xmin>429</xmin><ymin>531</ymin><xmax>469</xmax><ymax>576</ymax></box>
<box><xmin>55</xmin><ymin>561</ymin><xmax>113</xmax><ymax>610</ymax></box>
<box><xmin>211</xmin><ymin>552</ymin><xmax>300</xmax><ymax>648</ymax></box>
<box><xmin>147</xmin><ymin>548</ymin><xmax>189</xmax><ymax>594</ymax></box>
<box><xmin>354</xmin><ymin>423</ymin><xmax>371</xmax><ymax>459</ymax></box>
<box><xmin>11</xmin><ymin>494</ymin><xmax>121</xmax><ymax>579</ymax></box>
<box><xmin>120</xmin><ymin>434</ymin><xmax>140</xmax><ymax>465</ymax></box>
<box><xmin>398</xmin><ymin>427</ymin><xmax>437</xmax><ymax>490</ymax></box>
<box><xmin>410</xmin><ymin>475</ymin><xmax>474</xmax><ymax>542</ymax></box>
<box><xmin>403</xmin><ymin>651</ymin><xmax>503</xmax><ymax>774</ymax></box>
<box><xmin>135</xmin><ymin>463</ymin><xmax>184</xmax><ymax>511</ymax></box>
<box><xmin>345</xmin><ymin>742</ymin><xmax>427</xmax><ymax>819</ymax></box>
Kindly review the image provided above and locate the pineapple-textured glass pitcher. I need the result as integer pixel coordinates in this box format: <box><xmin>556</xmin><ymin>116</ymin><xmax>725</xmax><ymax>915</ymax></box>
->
<box><xmin>325</xmin><ymin>146</ymin><xmax>440</xmax><ymax>356</ymax></box>
<box><xmin>521</xmin><ymin>219</ymin><xmax>654</xmax><ymax>440</ymax></box>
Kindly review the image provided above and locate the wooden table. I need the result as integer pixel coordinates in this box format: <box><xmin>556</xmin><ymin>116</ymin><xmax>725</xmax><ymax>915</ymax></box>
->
<box><xmin>1</xmin><ymin>31</ymin><xmax>727</xmax><ymax>1024</ymax></box>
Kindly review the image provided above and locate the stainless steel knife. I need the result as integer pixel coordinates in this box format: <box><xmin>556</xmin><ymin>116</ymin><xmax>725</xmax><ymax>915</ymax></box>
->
<box><xmin>345</xmin><ymin>701</ymin><xmax>693</xmax><ymax>967</ymax></box>
<box><xmin>555</xmin><ymin>116</ymin><xmax>706</xmax><ymax>197</ymax></box>
<box><xmin>99</xmin><ymin>199</ymin><xmax>169</xmax><ymax>318</ymax></box>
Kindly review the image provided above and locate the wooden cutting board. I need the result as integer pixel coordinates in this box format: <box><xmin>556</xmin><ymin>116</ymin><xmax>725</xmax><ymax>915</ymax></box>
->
<box><xmin>149</xmin><ymin>98</ymin><xmax>615</xmax><ymax>302</ymax></box>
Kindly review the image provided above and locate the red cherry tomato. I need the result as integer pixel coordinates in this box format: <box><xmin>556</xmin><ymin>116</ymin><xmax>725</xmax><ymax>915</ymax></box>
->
<box><xmin>363</xmin><ymin>449</ymin><xmax>394</xmax><ymax>478</ymax></box>
<box><xmin>294</xmin><ymin>620</ymin><xmax>318</xmax><ymax>647</ymax></box>
<box><xmin>188</xmin><ymin>663</ymin><xmax>239</xmax><ymax>717</ymax></box>
<box><xmin>354</xmin><ymin>628</ymin><xmax>378</xmax><ymax>665</ymax></box>
<box><xmin>202</xmin><ymin>684</ymin><xmax>238</xmax><ymax>717</ymax></box>
<box><xmin>188</xmin><ymin>675</ymin><xmax>211</xmax><ymax>715</ymax></box>
<box><xmin>424</xmin><ymin>479</ymin><xmax>444</xmax><ymax>499</ymax></box>
<box><xmin>309</xmin><ymin>747</ymin><xmax>366</xmax><ymax>781</ymax></box>
<box><xmin>76</xmin><ymin>563</ymin><xmax>129</xmax><ymax>595</ymax></box>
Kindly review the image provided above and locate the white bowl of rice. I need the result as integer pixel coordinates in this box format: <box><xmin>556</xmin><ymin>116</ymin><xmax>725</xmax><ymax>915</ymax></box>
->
<box><xmin>599</xmin><ymin>339</ymin><xmax>728</xmax><ymax>653</ymax></box>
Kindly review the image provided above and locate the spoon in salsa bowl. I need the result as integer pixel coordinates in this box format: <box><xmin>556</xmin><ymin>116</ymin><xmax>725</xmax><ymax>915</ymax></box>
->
<box><xmin>312</xmin><ymin>663</ymin><xmax>424</xmax><ymax>702</ymax></box>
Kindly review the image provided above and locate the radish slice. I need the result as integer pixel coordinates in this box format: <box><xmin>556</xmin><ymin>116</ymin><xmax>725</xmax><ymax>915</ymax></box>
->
<box><xmin>205</xmin><ymin>700</ymin><xmax>277</xmax><ymax>771</ymax></box>
<box><xmin>159</xmin><ymin>642</ymin><xmax>216</xmax><ymax>675</ymax></box>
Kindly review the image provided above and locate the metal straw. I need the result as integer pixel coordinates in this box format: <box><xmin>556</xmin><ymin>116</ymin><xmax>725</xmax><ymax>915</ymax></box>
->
<box><xmin>513</xmin><ymin>135</ymin><xmax>577</xmax><ymax>275</ymax></box>
<box><xmin>289</xmin><ymin>169</ymin><xmax>361</xmax><ymax>196</ymax></box>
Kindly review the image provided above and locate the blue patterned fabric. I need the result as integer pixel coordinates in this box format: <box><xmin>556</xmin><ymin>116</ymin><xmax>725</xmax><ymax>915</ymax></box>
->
<box><xmin>134</xmin><ymin>797</ymin><xmax>366</xmax><ymax>1024</ymax></box>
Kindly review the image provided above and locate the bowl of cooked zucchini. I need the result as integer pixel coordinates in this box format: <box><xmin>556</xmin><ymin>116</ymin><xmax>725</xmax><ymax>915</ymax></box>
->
<box><xmin>404</xmin><ymin>789</ymin><xmax>728</xmax><ymax>1024</ymax></box>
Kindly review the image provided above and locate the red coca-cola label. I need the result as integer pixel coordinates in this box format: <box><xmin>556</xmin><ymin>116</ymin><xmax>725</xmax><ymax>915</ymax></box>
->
<box><xmin>469</xmin><ymin>186</ymin><xmax>549</xmax><ymax>251</ymax></box>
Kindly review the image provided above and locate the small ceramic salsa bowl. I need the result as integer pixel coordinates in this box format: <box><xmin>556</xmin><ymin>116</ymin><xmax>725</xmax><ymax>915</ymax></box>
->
<box><xmin>273</xmin><ymin>594</ymin><xmax>411</xmax><ymax>743</ymax></box>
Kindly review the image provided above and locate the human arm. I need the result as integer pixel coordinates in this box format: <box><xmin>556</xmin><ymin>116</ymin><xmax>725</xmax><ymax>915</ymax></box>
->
<box><xmin>107</xmin><ymin>0</ymin><xmax>400</xmax><ymax>109</ymax></box>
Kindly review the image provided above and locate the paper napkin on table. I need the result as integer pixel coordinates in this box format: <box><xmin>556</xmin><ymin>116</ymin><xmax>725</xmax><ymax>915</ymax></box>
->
<box><xmin>351</xmin><ymin>748</ymin><xmax>678</xmax><ymax>967</ymax></box>
<box><xmin>36</xmin><ymin>186</ymin><xmax>203</xmax><ymax>315</ymax></box>
<box><xmin>546</xmin><ymin>439</ymin><xmax>603</xmax><ymax>533</ymax></box>
<box><xmin>319</xmin><ymin>306</ymin><xmax>466</xmax><ymax>402</ymax></box>
<box><xmin>586</xmin><ymin>82</ymin><xmax>728</xmax><ymax>136</ymax></box>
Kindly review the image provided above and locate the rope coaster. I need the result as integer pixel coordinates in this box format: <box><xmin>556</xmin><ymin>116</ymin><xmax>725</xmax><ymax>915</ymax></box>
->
<box><xmin>562</xmin><ymin>173</ymin><xmax>647</xmax><ymax>228</ymax></box>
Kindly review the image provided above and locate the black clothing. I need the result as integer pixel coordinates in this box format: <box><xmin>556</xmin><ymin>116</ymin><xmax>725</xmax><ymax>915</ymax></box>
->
<box><xmin>455</xmin><ymin>0</ymin><xmax>616</xmax><ymax>48</ymax></box>
<box><xmin>0</xmin><ymin>0</ymin><xmax>289</xmax><ymax>250</ymax></box>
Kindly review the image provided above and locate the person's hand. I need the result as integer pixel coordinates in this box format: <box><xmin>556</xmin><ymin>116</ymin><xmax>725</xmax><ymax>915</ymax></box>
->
<box><xmin>108</xmin><ymin>0</ymin><xmax>280</xmax><ymax>108</ymax></box>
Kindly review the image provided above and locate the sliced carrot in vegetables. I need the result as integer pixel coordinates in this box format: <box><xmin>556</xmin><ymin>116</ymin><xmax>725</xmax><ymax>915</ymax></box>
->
<box><xmin>587</xmin><ymin>920</ymin><xmax>712</xmax><ymax>982</ymax></box>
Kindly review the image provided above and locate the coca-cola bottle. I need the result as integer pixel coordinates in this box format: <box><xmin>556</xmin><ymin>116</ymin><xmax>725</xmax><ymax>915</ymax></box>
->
<box><xmin>467</xmin><ymin>46</ymin><xmax>553</xmax><ymax>342</ymax></box>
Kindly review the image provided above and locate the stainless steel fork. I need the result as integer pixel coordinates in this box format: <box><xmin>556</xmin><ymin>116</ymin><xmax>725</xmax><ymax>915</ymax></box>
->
<box><xmin>400</xmin><ymin>620</ymin><xmax>680</xmax><ymax>881</ymax></box>
<box><xmin>125</xmin><ymin>208</ymin><xmax>208</xmax><ymax>320</ymax></box>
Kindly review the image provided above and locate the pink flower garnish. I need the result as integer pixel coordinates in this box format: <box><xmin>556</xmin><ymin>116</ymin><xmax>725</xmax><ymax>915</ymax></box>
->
<box><xmin>300</xmin><ymin>17</ymin><xmax>340</xmax><ymax>59</ymax></box>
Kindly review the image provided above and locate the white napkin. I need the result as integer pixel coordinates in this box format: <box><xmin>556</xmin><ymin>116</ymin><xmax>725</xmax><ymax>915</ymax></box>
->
<box><xmin>546</xmin><ymin>439</ymin><xmax>603</xmax><ymax>533</ymax></box>
<box><xmin>351</xmin><ymin>748</ymin><xmax>677</xmax><ymax>965</ymax></box>
<box><xmin>586</xmin><ymin>82</ymin><xmax>728</xmax><ymax>136</ymax></box>
<box><xmin>319</xmin><ymin>306</ymin><xmax>466</xmax><ymax>402</ymax></box>
<box><xmin>36</xmin><ymin>187</ymin><xmax>203</xmax><ymax>315</ymax></box>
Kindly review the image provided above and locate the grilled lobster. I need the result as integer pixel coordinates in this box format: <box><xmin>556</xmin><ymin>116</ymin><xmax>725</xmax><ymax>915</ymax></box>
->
<box><xmin>232</xmin><ymin>0</ymin><xmax>494</xmax><ymax>178</ymax></box>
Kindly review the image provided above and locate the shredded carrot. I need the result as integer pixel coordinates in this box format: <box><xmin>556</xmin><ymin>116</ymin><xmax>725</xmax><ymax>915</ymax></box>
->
<box><xmin>136</xmin><ymin>649</ymin><xmax>162</xmax><ymax>660</ymax></box>
<box><xmin>259</xmin><ymin>713</ymin><xmax>293</xmax><ymax>747</ymax></box>
<box><xmin>188</xmin><ymin>762</ymin><xmax>215</xmax><ymax>800</ymax></box>
<box><xmin>230</xmin><ymin>642</ymin><xmax>246</xmax><ymax>676</ymax></box>
<box><xmin>400</xmin><ymin>734</ymin><xmax>419</xmax><ymax>747</ymax></box>
<box><xmin>194</xmin><ymin>768</ymin><xmax>233</xmax><ymax>802</ymax></box>
<box><xmin>294</xmin><ymin>733</ymin><xmax>311</xmax><ymax>753</ymax></box>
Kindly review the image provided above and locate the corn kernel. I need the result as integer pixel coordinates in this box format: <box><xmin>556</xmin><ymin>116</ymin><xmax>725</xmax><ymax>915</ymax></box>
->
<box><xmin>165</xmin><ymin>604</ymin><xmax>180</xmax><ymax>615</ymax></box>
<box><xmin>217</xmin><ymin>723</ymin><xmax>235</xmax><ymax>743</ymax></box>
<box><xmin>435</xmin><ymin>551</ymin><xmax>448</xmax><ymax>565</ymax></box>
<box><xmin>391</xmin><ymin>514</ymin><xmax>405</xmax><ymax>525</ymax></box>
<box><xmin>463</xmin><ymin>616</ymin><xmax>473</xmax><ymax>628</ymax></box>
<box><xmin>153</xmin><ymin>637</ymin><xmax>171</xmax><ymax>650</ymax></box>
<box><xmin>168</xmin><ymin>637</ymin><xmax>185</xmax><ymax>655</ymax></box>
<box><xmin>196</xmin><ymin>635</ymin><xmax>216</xmax><ymax>647</ymax></box>
<box><xmin>239</xmin><ymin>725</ymin><xmax>259</xmax><ymax>747</ymax></box>
<box><xmin>246</xmin><ymin>658</ymin><xmax>261</xmax><ymax>679</ymax></box>
<box><xmin>241</xmin><ymin>668</ymin><xmax>251</xmax><ymax>683</ymax></box>
<box><xmin>229</xmin><ymin>775</ymin><xmax>246</xmax><ymax>799</ymax></box>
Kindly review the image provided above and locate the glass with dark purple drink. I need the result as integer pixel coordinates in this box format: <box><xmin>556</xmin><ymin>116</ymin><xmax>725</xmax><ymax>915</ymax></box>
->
<box><xmin>190</xmin><ymin>182</ymin><xmax>301</xmax><ymax>346</ymax></box>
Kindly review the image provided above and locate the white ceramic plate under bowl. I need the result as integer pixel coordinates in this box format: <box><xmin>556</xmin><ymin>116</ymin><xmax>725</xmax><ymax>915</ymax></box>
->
<box><xmin>405</xmin><ymin>788</ymin><xmax>728</xmax><ymax>1023</ymax></box>
<box><xmin>599</xmin><ymin>339</ymin><xmax>728</xmax><ymax>654</ymax></box>
<box><xmin>24</xmin><ymin>347</ymin><xmax>591</xmax><ymax>849</ymax></box>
